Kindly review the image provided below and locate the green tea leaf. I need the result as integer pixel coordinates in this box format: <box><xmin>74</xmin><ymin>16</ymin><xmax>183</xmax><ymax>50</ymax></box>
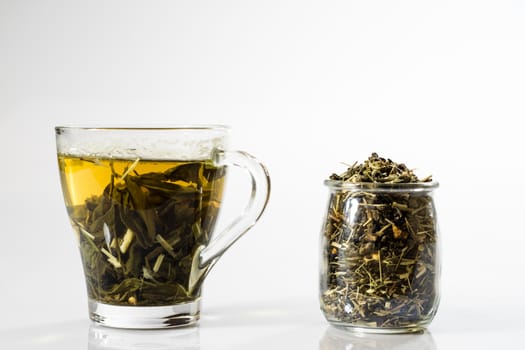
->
<box><xmin>61</xmin><ymin>158</ymin><xmax>226</xmax><ymax>306</ymax></box>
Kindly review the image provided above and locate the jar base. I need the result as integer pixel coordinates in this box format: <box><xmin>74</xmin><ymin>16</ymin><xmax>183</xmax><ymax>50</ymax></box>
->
<box><xmin>88</xmin><ymin>299</ymin><xmax>200</xmax><ymax>329</ymax></box>
<box><xmin>328</xmin><ymin>320</ymin><xmax>427</xmax><ymax>334</ymax></box>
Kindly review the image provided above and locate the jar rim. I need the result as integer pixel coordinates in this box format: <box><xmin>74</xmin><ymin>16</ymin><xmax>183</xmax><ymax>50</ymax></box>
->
<box><xmin>55</xmin><ymin>125</ymin><xmax>230</xmax><ymax>132</ymax></box>
<box><xmin>324</xmin><ymin>179</ymin><xmax>439</xmax><ymax>192</ymax></box>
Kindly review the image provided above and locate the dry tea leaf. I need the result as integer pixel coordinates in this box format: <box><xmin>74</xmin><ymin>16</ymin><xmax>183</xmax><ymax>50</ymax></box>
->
<box><xmin>320</xmin><ymin>153</ymin><xmax>439</xmax><ymax>329</ymax></box>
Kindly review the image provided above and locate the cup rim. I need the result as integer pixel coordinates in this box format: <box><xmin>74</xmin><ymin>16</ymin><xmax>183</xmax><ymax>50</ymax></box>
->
<box><xmin>324</xmin><ymin>179</ymin><xmax>439</xmax><ymax>191</ymax></box>
<box><xmin>55</xmin><ymin>125</ymin><xmax>230</xmax><ymax>132</ymax></box>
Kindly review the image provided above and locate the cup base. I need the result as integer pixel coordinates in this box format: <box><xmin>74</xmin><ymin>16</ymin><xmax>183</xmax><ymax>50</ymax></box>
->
<box><xmin>88</xmin><ymin>299</ymin><xmax>200</xmax><ymax>329</ymax></box>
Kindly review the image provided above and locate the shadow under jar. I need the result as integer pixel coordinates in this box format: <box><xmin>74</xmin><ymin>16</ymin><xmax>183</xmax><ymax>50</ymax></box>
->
<box><xmin>319</xmin><ymin>181</ymin><xmax>440</xmax><ymax>333</ymax></box>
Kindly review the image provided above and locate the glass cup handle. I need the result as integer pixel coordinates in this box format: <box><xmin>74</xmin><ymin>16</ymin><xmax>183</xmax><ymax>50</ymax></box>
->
<box><xmin>199</xmin><ymin>149</ymin><xmax>271</xmax><ymax>268</ymax></box>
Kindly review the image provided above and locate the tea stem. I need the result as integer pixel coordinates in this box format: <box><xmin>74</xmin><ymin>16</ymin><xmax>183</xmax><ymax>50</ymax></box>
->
<box><xmin>121</xmin><ymin>158</ymin><xmax>140</xmax><ymax>180</ymax></box>
<box><xmin>78</xmin><ymin>225</ymin><xmax>95</xmax><ymax>240</ymax></box>
<box><xmin>114</xmin><ymin>158</ymin><xmax>140</xmax><ymax>189</ymax></box>
<box><xmin>153</xmin><ymin>254</ymin><xmax>165</xmax><ymax>273</ymax></box>
<box><xmin>119</xmin><ymin>228</ymin><xmax>134</xmax><ymax>254</ymax></box>
<box><xmin>378</xmin><ymin>249</ymin><xmax>383</xmax><ymax>283</ymax></box>
<box><xmin>156</xmin><ymin>234</ymin><xmax>177</xmax><ymax>259</ymax></box>
<box><xmin>101</xmin><ymin>247</ymin><xmax>122</xmax><ymax>269</ymax></box>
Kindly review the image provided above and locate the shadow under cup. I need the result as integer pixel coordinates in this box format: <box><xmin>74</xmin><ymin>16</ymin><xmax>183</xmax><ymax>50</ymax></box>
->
<box><xmin>55</xmin><ymin>126</ymin><xmax>270</xmax><ymax>329</ymax></box>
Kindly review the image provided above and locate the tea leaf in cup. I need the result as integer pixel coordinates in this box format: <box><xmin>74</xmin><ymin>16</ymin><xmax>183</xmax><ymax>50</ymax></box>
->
<box><xmin>59</xmin><ymin>156</ymin><xmax>226</xmax><ymax>306</ymax></box>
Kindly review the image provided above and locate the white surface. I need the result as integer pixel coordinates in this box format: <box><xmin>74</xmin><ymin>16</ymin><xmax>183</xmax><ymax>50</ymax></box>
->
<box><xmin>1</xmin><ymin>0</ymin><xmax>525</xmax><ymax>346</ymax></box>
<box><xmin>1</xmin><ymin>298</ymin><xmax>524</xmax><ymax>349</ymax></box>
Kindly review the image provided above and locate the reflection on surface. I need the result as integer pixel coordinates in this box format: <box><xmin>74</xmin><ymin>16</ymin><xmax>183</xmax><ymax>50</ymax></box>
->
<box><xmin>320</xmin><ymin>326</ymin><xmax>436</xmax><ymax>350</ymax></box>
<box><xmin>88</xmin><ymin>324</ymin><xmax>200</xmax><ymax>350</ymax></box>
<box><xmin>0</xmin><ymin>320</ymin><xmax>88</xmax><ymax>349</ymax></box>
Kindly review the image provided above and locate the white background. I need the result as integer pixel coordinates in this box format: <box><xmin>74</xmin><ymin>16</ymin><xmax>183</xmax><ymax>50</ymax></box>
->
<box><xmin>1</xmin><ymin>0</ymin><xmax>525</xmax><ymax>343</ymax></box>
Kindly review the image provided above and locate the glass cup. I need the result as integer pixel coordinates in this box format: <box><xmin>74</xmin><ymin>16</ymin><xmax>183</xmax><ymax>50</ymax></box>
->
<box><xmin>319</xmin><ymin>181</ymin><xmax>440</xmax><ymax>333</ymax></box>
<box><xmin>55</xmin><ymin>126</ymin><xmax>270</xmax><ymax>329</ymax></box>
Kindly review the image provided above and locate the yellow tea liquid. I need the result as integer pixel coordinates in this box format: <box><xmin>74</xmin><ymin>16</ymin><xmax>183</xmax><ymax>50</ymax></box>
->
<box><xmin>57</xmin><ymin>155</ymin><xmax>226</xmax><ymax>306</ymax></box>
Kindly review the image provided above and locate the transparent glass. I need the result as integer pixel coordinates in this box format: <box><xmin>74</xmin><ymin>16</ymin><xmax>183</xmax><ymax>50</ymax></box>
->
<box><xmin>319</xmin><ymin>181</ymin><xmax>440</xmax><ymax>333</ymax></box>
<box><xmin>55</xmin><ymin>126</ymin><xmax>270</xmax><ymax>329</ymax></box>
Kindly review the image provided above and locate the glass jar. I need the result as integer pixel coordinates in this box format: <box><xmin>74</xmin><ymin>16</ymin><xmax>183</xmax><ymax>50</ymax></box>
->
<box><xmin>319</xmin><ymin>180</ymin><xmax>440</xmax><ymax>333</ymax></box>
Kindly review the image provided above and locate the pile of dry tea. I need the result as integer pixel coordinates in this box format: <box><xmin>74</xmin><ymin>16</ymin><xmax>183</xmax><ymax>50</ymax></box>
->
<box><xmin>329</xmin><ymin>152</ymin><xmax>432</xmax><ymax>184</ymax></box>
<box><xmin>320</xmin><ymin>153</ymin><xmax>439</xmax><ymax>330</ymax></box>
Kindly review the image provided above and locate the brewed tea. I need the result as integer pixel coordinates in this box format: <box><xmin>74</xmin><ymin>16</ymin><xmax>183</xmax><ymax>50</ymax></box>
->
<box><xmin>58</xmin><ymin>155</ymin><xmax>226</xmax><ymax>306</ymax></box>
